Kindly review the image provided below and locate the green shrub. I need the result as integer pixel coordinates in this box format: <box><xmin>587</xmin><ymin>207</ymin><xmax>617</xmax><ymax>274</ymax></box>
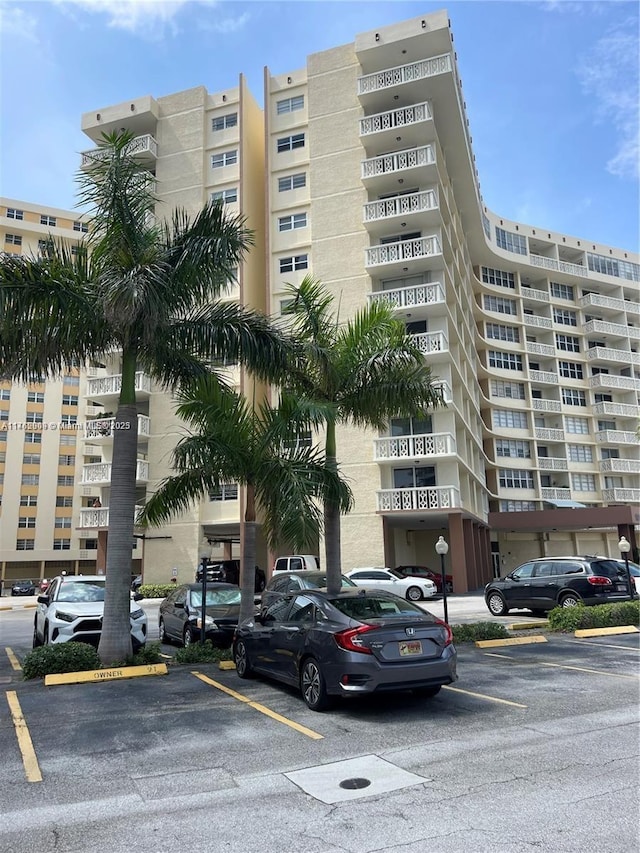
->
<box><xmin>23</xmin><ymin>642</ymin><xmax>101</xmax><ymax>680</ymax></box>
<box><xmin>130</xmin><ymin>642</ymin><xmax>162</xmax><ymax>666</ymax></box>
<box><xmin>548</xmin><ymin>600</ymin><xmax>639</xmax><ymax>632</ymax></box>
<box><xmin>138</xmin><ymin>584</ymin><xmax>177</xmax><ymax>599</ymax></box>
<box><xmin>452</xmin><ymin>621</ymin><xmax>510</xmax><ymax>644</ymax></box>
<box><xmin>174</xmin><ymin>641</ymin><xmax>233</xmax><ymax>664</ymax></box>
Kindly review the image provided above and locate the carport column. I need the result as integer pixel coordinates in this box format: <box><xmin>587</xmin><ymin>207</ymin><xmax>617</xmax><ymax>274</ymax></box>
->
<box><xmin>472</xmin><ymin>523</ymin><xmax>484</xmax><ymax>589</ymax></box>
<box><xmin>449</xmin><ymin>513</ymin><xmax>468</xmax><ymax>593</ymax></box>
<box><xmin>96</xmin><ymin>530</ymin><xmax>108</xmax><ymax>574</ymax></box>
<box><xmin>480</xmin><ymin>526</ymin><xmax>492</xmax><ymax>586</ymax></box>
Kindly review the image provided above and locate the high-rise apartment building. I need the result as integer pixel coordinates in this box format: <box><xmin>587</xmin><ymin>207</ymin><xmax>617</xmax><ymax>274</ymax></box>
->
<box><xmin>1</xmin><ymin>10</ymin><xmax>637</xmax><ymax>593</ymax></box>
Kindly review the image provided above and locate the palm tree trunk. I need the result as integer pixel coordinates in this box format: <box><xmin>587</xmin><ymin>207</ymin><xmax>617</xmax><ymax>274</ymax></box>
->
<box><xmin>240</xmin><ymin>483</ymin><xmax>258</xmax><ymax>623</ymax></box>
<box><xmin>324</xmin><ymin>419</ymin><xmax>342</xmax><ymax>595</ymax></box>
<box><xmin>97</xmin><ymin>348</ymin><xmax>139</xmax><ymax>664</ymax></box>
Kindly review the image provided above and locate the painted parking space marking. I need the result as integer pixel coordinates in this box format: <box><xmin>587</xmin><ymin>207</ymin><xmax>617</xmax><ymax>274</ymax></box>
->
<box><xmin>6</xmin><ymin>691</ymin><xmax>42</xmax><ymax>783</ymax></box>
<box><xmin>483</xmin><ymin>652</ymin><xmax>639</xmax><ymax>679</ymax></box>
<box><xmin>569</xmin><ymin>641</ymin><xmax>640</xmax><ymax>652</ymax></box>
<box><xmin>192</xmin><ymin>672</ymin><xmax>324</xmax><ymax>740</ymax></box>
<box><xmin>5</xmin><ymin>648</ymin><xmax>21</xmax><ymax>671</ymax></box>
<box><xmin>442</xmin><ymin>685</ymin><xmax>527</xmax><ymax>708</ymax></box>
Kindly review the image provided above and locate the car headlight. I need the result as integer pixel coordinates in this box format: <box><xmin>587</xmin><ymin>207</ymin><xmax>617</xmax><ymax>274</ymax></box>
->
<box><xmin>130</xmin><ymin>608</ymin><xmax>145</xmax><ymax>620</ymax></box>
<box><xmin>196</xmin><ymin>616</ymin><xmax>217</xmax><ymax>629</ymax></box>
<box><xmin>54</xmin><ymin>610</ymin><xmax>76</xmax><ymax>623</ymax></box>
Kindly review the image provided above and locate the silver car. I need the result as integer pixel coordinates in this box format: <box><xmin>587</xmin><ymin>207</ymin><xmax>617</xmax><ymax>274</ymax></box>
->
<box><xmin>233</xmin><ymin>588</ymin><xmax>457</xmax><ymax>711</ymax></box>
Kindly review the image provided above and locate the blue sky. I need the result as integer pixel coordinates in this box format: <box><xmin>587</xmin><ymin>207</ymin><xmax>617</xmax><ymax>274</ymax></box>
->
<box><xmin>1</xmin><ymin>0</ymin><xmax>638</xmax><ymax>250</ymax></box>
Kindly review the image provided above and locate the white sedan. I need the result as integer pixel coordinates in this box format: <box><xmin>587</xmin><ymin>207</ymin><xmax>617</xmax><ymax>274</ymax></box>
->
<box><xmin>345</xmin><ymin>568</ymin><xmax>437</xmax><ymax>601</ymax></box>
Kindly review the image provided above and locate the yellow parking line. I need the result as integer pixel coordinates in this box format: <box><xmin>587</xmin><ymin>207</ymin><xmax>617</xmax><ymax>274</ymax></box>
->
<box><xmin>5</xmin><ymin>648</ymin><xmax>22</xmax><ymax>671</ymax></box>
<box><xmin>483</xmin><ymin>652</ymin><xmax>638</xmax><ymax>679</ymax></box>
<box><xmin>442</xmin><ymin>685</ymin><xmax>527</xmax><ymax>708</ymax></box>
<box><xmin>5</xmin><ymin>691</ymin><xmax>42</xmax><ymax>783</ymax></box>
<box><xmin>192</xmin><ymin>672</ymin><xmax>324</xmax><ymax>740</ymax></box>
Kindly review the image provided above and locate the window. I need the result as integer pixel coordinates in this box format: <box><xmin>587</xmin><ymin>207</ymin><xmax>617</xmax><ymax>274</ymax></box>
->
<box><xmin>558</xmin><ymin>361</ymin><xmax>583</xmax><ymax>380</ymax></box>
<box><xmin>393</xmin><ymin>466</ymin><xmax>436</xmax><ymax>489</ymax></box>
<box><xmin>73</xmin><ymin>220</ymin><xmax>89</xmax><ymax>233</ymax></box>
<box><xmin>597</xmin><ymin>420</ymin><xmax>616</xmax><ymax>432</ymax></box>
<box><xmin>486</xmin><ymin>323</ymin><xmax>519</xmax><ymax>343</ymax></box>
<box><xmin>59</xmin><ymin>435</ymin><xmax>76</xmax><ymax>446</ymax></box>
<box><xmin>489</xmin><ymin>351</ymin><xmax>523</xmax><ymax>371</ymax></box>
<box><xmin>6</xmin><ymin>208</ymin><xmax>23</xmax><ymax>220</ymax></box>
<box><xmin>276</xmin><ymin>95</ymin><xmax>304</xmax><ymax>114</ymax></box>
<box><xmin>496</xmin><ymin>440</ymin><xmax>531</xmax><ymax>459</ymax></box>
<box><xmin>53</xmin><ymin>539</ymin><xmax>71</xmax><ymax>550</ymax></box>
<box><xmin>71</xmin><ymin>245</ymin><xmax>80</xmax><ymax>256</ymax></box>
<box><xmin>63</xmin><ymin>375</ymin><xmax>80</xmax><ymax>386</ymax></box>
<box><xmin>571</xmin><ymin>473</ymin><xmax>596</xmax><ymax>491</ymax></box>
<box><xmin>565</xmin><ymin>416</ymin><xmax>589</xmax><ymax>434</ymax></box>
<box><xmin>18</xmin><ymin>516</ymin><xmax>37</xmax><ymax>528</ymax></box>
<box><xmin>567</xmin><ymin>445</ymin><xmax>593</xmax><ymax>462</ymax></box>
<box><xmin>55</xmin><ymin>517</ymin><xmax>72</xmax><ymax>528</ymax></box>
<box><xmin>61</xmin><ymin>415</ymin><xmax>77</xmax><ymax>426</ymax></box>
<box><xmin>495</xmin><ymin>227</ymin><xmax>527</xmax><ymax>255</ymax></box>
<box><xmin>600</xmin><ymin>447</ymin><xmax>619</xmax><ymax>460</ymax></box>
<box><xmin>22</xmin><ymin>453</ymin><xmax>41</xmax><ymax>465</ymax></box>
<box><xmin>208</xmin><ymin>483</ymin><xmax>239</xmax><ymax>501</ymax></box>
<box><xmin>553</xmin><ymin>308</ymin><xmax>577</xmax><ymax>326</ymax></box>
<box><xmin>5</xmin><ymin>233</ymin><xmax>22</xmax><ymax>246</ymax></box>
<box><xmin>278</xmin><ymin>212</ymin><xmax>307</xmax><ymax>231</ymax></box>
<box><xmin>278</xmin><ymin>173</ymin><xmax>306</xmax><ymax>192</ymax></box>
<box><xmin>550</xmin><ymin>282</ymin><xmax>574</xmax><ymax>300</ymax></box>
<box><xmin>277</xmin><ymin>133</ymin><xmax>305</xmax><ymax>152</ymax></box>
<box><xmin>82</xmin><ymin>539</ymin><xmax>98</xmax><ymax>550</ymax></box>
<box><xmin>499</xmin><ymin>469</ymin><xmax>534</xmax><ymax>488</ymax></box>
<box><xmin>500</xmin><ymin>500</ymin><xmax>536</xmax><ymax>511</ymax></box>
<box><xmin>279</xmin><ymin>254</ymin><xmax>308</xmax><ymax>273</ymax></box>
<box><xmin>56</xmin><ymin>496</ymin><xmax>74</xmax><ymax>507</ymax></box>
<box><xmin>38</xmin><ymin>239</ymin><xmax>54</xmax><ymax>255</ymax></box>
<box><xmin>27</xmin><ymin>391</ymin><xmax>45</xmax><ymax>403</ymax></box>
<box><xmin>212</xmin><ymin>113</ymin><xmax>238</xmax><ymax>131</ymax></box>
<box><xmin>562</xmin><ymin>388</ymin><xmax>586</xmax><ymax>406</ymax></box>
<box><xmin>490</xmin><ymin>380</ymin><xmax>525</xmax><ymax>399</ymax></box>
<box><xmin>211</xmin><ymin>150</ymin><xmax>237</xmax><ymax>168</ymax></box>
<box><xmin>587</xmin><ymin>253</ymin><xmax>639</xmax><ymax>282</ymax></box>
<box><xmin>25</xmin><ymin>432</ymin><xmax>42</xmax><ymax>444</ymax></box>
<box><xmin>211</xmin><ymin>188</ymin><xmax>238</xmax><ymax>204</ymax></box>
<box><xmin>483</xmin><ymin>295</ymin><xmax>517</xmax><ymax>315</ymax></box>
<box><xmin>390</xmin><ymin>416</ymin><xmax>432</xmax><ymax>436</ymax></box>
<box><xmin>481</xmin><ymin>267</ymin><xmax>515</xmax><ymax>288</ymax></box>
<box><xmin>40</xmin><ymin>214</ymin><xmax>56</xmax><ymax>227</ymax></box>
<box><xmin>0</xmin><ymin>389</ymin><xmax>9</xmax><ymax>400</ymax></box>
<box><xmin>0</xmin><ymin>409</ymin><xmax>7</xmax><ymax>421</ymax></box>
<box><xmin>555</xmin><ymin>333</ymin><xmax>580</xmax><ymax>352</ymax></box>
<box><xmin>493</xmin><ymin>410</ymin><xmax>528</xmax><ymax>429</ymax></box>
<box><xmin>21</xmin><ymin>473</ymin><xmax>39</xmax><ymax>485</ymax></box>
<box><xmin>20</xmin><ymin>495</ymin><xmax>38</xmax><ymax>506</ymax></box>
<box><xmin>594</xmin><ymin>393</ymin><xmax>613</xmax><ymax>403</ymax></box>
<box><xmin>26</xmin><ymin>412</ymin><xmax>43</xmax><ymax>423</ymax></box>
<box><xmin>16</xmin><ymin>539</ymin><xmax>35</xmax><ymax>551</ymax></box>
<box><xmin>58</xmin><ymin>454</ymin><xmax>75</xmax><ymax>466</ymax></box>
<box><xmin>57</xmin><ymin>475</ymin><xmax>74</xmax><ymax>486</ymax></box>
<box><xmin>62</xmin><ymin>395</ymin><xmax>78</xmax><ymax>406</ymax></box>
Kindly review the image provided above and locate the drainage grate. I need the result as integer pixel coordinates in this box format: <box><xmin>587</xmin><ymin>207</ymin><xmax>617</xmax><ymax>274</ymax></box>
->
<box><xmin>339</xmin><ymin>777</ymin><xmax>371</xmax><ymax>790</ymax></box>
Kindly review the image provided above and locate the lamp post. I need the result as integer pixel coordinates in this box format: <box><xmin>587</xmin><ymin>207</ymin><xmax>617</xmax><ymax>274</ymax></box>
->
<box><xmin>618</xmin><ymin>536</ymin><xmax>634</xmax><ymax>601</ymax></box>
<box><xmin>435</xmin><ymin>536</ymin><xmax>450</xmax><ymax>624</ymax></box>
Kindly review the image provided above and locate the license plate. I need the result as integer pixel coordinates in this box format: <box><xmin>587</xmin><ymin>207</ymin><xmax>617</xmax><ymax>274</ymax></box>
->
<box><xmin>616</xmin><ymin>584</ymin><xmax>628</xmax><ymax>592</ymax></box>
<box><xmin>399</xmin><ymin>640</ymin><xmax>422</xmax><ymax>656</ymax></box>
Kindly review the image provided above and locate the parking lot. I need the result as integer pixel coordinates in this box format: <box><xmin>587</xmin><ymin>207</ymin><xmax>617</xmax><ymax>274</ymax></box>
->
<box><xmin>1</xmin><ymin>596</ymin><xmax>638</xmax><ymax>853</ymax></box>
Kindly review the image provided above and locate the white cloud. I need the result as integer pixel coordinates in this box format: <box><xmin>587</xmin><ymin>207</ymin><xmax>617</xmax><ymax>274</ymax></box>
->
<box><xmin>203</xmin><ymin>11</ymin><xmax>249</xmax><ymax>34</ymax></box>
<box><xmin>577</xmin><ymin>17</ymin><xmax>640</xmax><ymax>181</ymax></box>
<box><xmin>0</xmin><ymin>2</ymin><xmax>39</xmax><ymax>42</ymax></box>
<box><xmin>53</xmin><ymin>0</ymin><xmax>217</xmax><ymax>37</ymax></box>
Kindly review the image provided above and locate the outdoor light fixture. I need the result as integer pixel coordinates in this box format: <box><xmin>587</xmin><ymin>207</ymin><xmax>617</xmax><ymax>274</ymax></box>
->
<box><xmin>618</xmin><ymin>536</ymin><xmax>634</xmax><ymax>601</ymax></box>
<box><xmin>435</xmin><ymin>535</ymin><xmax>450</xmax><ymax>623</ymax></box>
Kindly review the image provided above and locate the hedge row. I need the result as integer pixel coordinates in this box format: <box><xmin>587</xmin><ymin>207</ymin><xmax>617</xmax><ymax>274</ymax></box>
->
<box><xmin>547</xmin><ymin>600</ymin><xmax>639</xmax><ymax>633</ymax></box>
<box><xmin>22</xmin><ymin>641</ymin><xmax>164</xmax><ymax>679</ymax></box>
<box><xmin>137</xmin><ymin>583</ymin><xmax>177</xmax><ymax>599</ymax></box>
<box><xmin>451</xmin><ymin>622</ymin><xmax>510</xmax><ymax>643</ymax></box>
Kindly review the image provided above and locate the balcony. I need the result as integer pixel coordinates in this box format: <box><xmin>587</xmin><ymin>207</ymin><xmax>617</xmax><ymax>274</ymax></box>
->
<box><xmin>374</xmin><ymin>432</ymin><xmax>455</xmax><ymax>462</ymax></box>
<box><xmin>359</xmin><ymin>102</ymin><xmax>433</xmax><ymax>153</ymax></box>
<box><xmin>358</xmin><ymin>53</ymin><xmax>452</xmax><ymax>98</ymax></box>
<box><xmin>78</xmin><ymin>505</ymin><xmax>144</xmax><ymax>529</ymax></box>
<box><xmin>363</xmin><ymin>189</ymin><xmax>439</xmax><ymax>234</ymax></box>
<box><xmin>521</xmin><ymin>287</ymin><xmax>550</xmax><ymax>303</ymax></box>
<box><xmin>529</xmin><ymin>370</ymin><xmax>558</xmax><ymax>385</ymax></box>
<box><xmin>531</xmin><ymin>399</ymin><xmax>562</xmax><ymax>413</ymax></box>
<box><xmin>361</xmin><ymin>145</ymin><xmax>435</xmax><ymax>193</ymax></box>
<box><xmin>81</xmin><ymin>134</ymin><xmax>158</xmax><ymax>168</ymax></box>
<box><xmin>540</xmin><ymin>487</ymin><xmax>572</xmax><ymax>500</ymax></box>
<box><xmin>589</xmin><ymin>374</ymin><xmax>640</xmax><ymax>392</ymax></box>
<box><xmin>537</xmin><ymin>457</ymin><xmax>569</xmax><ymax>471</ymax></box>
<box><xmin>81</xmin><ymin>460</ymin><xmax>150</xmax><ymax>485</ymax></box>
<box><xmin>579</xmin><ymin>292</ymin><xmax>640</xmax><ymax>315</ymax></box>
<box><xmin>535</xmin><ymin>427</ymin><xmax>565</xmax><ymax>441</ymax></box>
<box><xmin>369</xmin><ymin>281</ymin><xmax>445</xmax><ymax>314</ymax></box>
<box><xmin>523</xmin><ymin>314</ymin><xmax>553</xmax><ymax>330</ymax></box>
<box><xmin>365</xmin><ymin>236</ymin><xmax>441</xmax><ymax>275</ymax></box>
<box><xmin>599</xmin><ymin>459</ymin><xmax>640</xmax><ymax>474</ymax></box>
<box><xmin>602</xmin><ymin>488</ymin><xmax>640</xmax><ymax>503</ymax></box>
<box><xmin>595</xmin><ymin>429</ymin><xmax>638</xmax><ymax>444</ymax></box>
<box><xmin>584</xmin><ymin>319</ymin><xmax>640</xmax><ymax>340</ymax></box>
<box><xmin>526</xmin><ymin>341</ymin><xmax>555</xmax><ymax>357</ymax></box>
<box><xmin>377</xmin><ymin>485</ymin><xmax>460</xmax><ymax>512</ymax></box>
<box><xmin>83</xmin><ymin>414</ymin><xmax>150</xmax><ymax>442</ymax></box>
<box><xmin>412</xmin><ymin>331</ymin><xmax>448</xmax><ymax>357</ymax></box>
<box><xmin>530</xmin><ymin>254</ymin><xmax>588</xmax><ymax>278</ymax></box>
<box><xmin>586</xmin><ymin>346</ymin><xmax>640</xmax><ymax>366</ymax></box>
<box><xmin>86</xmin><ymin>371</ymin><xmax>152</xmax><ymax>399</ymax></box>
<box><xmin>592</xmin><ymin>401</ymin><xmax>639</xmax><ymax>418</ymax></box>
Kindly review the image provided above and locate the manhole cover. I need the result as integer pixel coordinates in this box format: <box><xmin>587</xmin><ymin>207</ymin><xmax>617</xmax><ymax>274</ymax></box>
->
<box><xmin>339</xmin><ymin>777</ymin><xmax>371</xmax><ymax>790</ymax></box>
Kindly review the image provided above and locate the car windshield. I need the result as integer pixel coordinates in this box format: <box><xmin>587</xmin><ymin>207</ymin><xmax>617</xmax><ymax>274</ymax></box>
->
<box><xmin>57</xmin><ymin>580</ymin><xmax>106</xmax><ymax>602</ymax></box>
<box><xmin>191</xmin><ymin>588</ymin><xmax>241</xmax><ymax>607</ymax></box>
<box><xmin>331</xmin><ymin>595</ymin><xmax>428</xmax><ymax>620</ymax></box>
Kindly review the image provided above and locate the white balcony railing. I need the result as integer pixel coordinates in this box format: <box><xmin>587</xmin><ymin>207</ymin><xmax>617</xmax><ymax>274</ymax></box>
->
<box><xmin>540</xmin><ymin>487</ymin><xmax>572</xmax><ymax>500</ymax></box>
<box><xmin>602</xmin><ymin>488</ymin><xmax>640</xmax><ymax>503</ymax></box>
<box><xmin>412</xmin><ymin>331</ymin><xmax>448</xmax><ymax>355</ymax></box>
<box><xmin>358</xmin><ymin>54</ymin><xmax>452</xmax><ymax>95</ymax></box>
<box><xmin>538</xmin><ymin>457</ymin><xmax>569</xmax><ymax>471</ymax></box>
<box><xmin>535</xmin><ymin>428</ymin><xmax>565</xmax><ymax>441</ymax></box>
<box><xmin>360</xmin><ymin>101</ymin><xmax>432</xmax><ymax>136</ymax></box>
<box><xmin>523</xmin><ymin>314</ymin><xmax>553</xmax><ymax>330</ymax></box>
<box><xmin>365</xmin><ymin>236</ymin><xmax>441</xmax><ymax>268</ymax></box>
<box><xmin>599</xmin><ymin>459</ymin><xmax>640</xmax><ymax>473</ymax></box>
<box><xmin>81</xmin><ymin>134</ymin><xmax>158</xmax><ymax>167</ymax></box>
<box><xmin>83</xmin><ymin>414</ymin><xmax>151</xmax><ymax>440</ymax></box>
<box><xmin>595</xmin><ymin>430</ymin><xmax>638</xmax><ymax>444</ymax></box>
<box><xmin>377</xmin><ymin>485</ymin><xmax>460</xmax><ymax>512</ymax></box>
<box><xmin>586</xmin><ymin>347</ymin><xmax>640</xmax><ymax>366</ymax></box>
<box><xmin>530</xmin><ymin>254</ymin><xmax>588</xmax><ymax>277</ymax></box>
<box><xmin>592</xmin><ymin>401</ymin><xmax>639</xmax><ymax>418</ymax></box>
<box><xmin>530</xmin><ymin>370</ymin><xmax>558</xmax><ymax>385</ymax></box>
<box><xmin>369</xmin><ymin>282</ymin><xmax>445</xmax><ymax>311</ymax></box>
<box><xmin>532</xmin><ymin>399</ymin><xmax>562</xmax><ymax>413</ymax></box>
<box><xmin>526</xmin><ymin>341</ymin><xmax>555</xmax><ymax>357</ymax></box>
<box><xmin>579</xmin><ymin>292</ymin><xmax>640</xmax><ymax>315</ymax></box>
<box><xmin>363</xmin><ymin>189</ymin><xmax>438</xmax><ymax>224</ymax></box>
<box><xmin>81</xmin><ymin>460</ymin><xmax>150</xmax><ymax>484</ymax></box>
<box><xmin>78</xmin><ymin>505</ymin><xmax>144</xmax><ymax>528</ymax></box>
<box><xmin>374</xmin><ymin>432</ymin><xmax>455</xmax><ymax>462</ymax></box>
<box><xmin>521</xmin><ymin>287</ymin><xmax>550</xmax><ymax>303</ymax></box>
<box><xmin>584</xmin><ymin>319</ymin><xmax>640</xmax><ymax>340</ymax></box>
<box><xmin>589</xmin><ymin>374</ymin><xmax>640</xmax><ymax>392</ymax></box>
<box><xmin>361</xmin><ymin>145</ymin><xmax>435</xmax><ymax>180</ymax></box>
<box><xmin>86</xmin><ymin>371</ymin><xmax>152</xmax><ymax>397</ymax></box>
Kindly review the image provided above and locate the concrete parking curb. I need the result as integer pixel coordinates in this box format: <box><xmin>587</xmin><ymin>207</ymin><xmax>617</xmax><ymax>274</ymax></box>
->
<box><xmin>508</xmin><ymin>620</ymin><xmax>549</xmax><ymax>630</ymax></box>
<box><xmin>475</xmin><ymin>636</ymin><xmax>548</xmax><ymax>648</ymax></box>
<box><xmin>574</xmin><ymin>626</ymin><xmax>639</xmax><ymax>639</ymax></box>
<box><xmin>44</xmin><ymin>663</ymin><xmax>168</xmax><ymax>686</ymax></box>
<box><xmin>218</xmin><ymin>660</ymin><xmax>236</xmax><ymax>670</ymax></box>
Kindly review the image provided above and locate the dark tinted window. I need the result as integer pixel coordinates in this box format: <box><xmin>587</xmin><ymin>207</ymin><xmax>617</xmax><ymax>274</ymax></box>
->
<box><xmin>289</xmin><ymin>595</ymin><xmax>315</xmax><ymax>623</ymax></box>
<box><xmin>331</xmin><ymin>595</ymin><xmax>427</xmax><ymax>620</ymax></box>
<box><xmin>533</xmin><ymin>562</ymin><xmax>559</xmax><ymax>578</ymax></box>
<box><xmin>512</xmin><ymin>563</ymin><xmax>534</xmax><ymax>579</ymax></box>
<box><xmin>554</xmin><ymin>561</ymin><xmax>585</xmax><ymax>576</ymax></box>
<box><xmin>264</xmin><ymin>597</ymin><xmax>293</xmax><ymax>623</ymax></box>
<box><xmin>589</xmin><ymin>560</ymin><xmax>628</xmax><ymax>579</ymax></box>
<box><xmin>289</xmin><ymin>558</ymin><xmax>303</xmax><ymax>571</ymax></box>
<box><xmin>284</xmin><ymin>577</ymin><xmax>301</xmax><ymax>592</ymax></box>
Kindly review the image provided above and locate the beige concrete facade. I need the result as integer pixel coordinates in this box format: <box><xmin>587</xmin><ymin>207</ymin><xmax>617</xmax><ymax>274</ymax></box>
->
<box><xmin>2</xmin><ymin>10</ymin><xmax>638</xmax><ymax>592</ymax></box>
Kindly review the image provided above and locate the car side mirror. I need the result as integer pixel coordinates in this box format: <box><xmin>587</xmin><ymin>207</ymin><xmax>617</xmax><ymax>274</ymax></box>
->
<box><xmin>174</xmin><ymin>601</ymin><xmax>185</xmax><ymax>609</ymax></box>
<box><xmin>133</xmin><ymin>592</ymin><xmax>143</xmax><ymax>601</ymax></box>
<box><xmin>37</xmin><ymin>595</ymin><xmax>49</xmax><ymax>604</ymax></box>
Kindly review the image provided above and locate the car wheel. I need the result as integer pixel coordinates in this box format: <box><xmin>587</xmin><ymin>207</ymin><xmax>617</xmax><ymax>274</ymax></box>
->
<box><xmin>300</xmin><ymin>657</ymin><xmax>331</xmax><ymax>712</ymax></box>
<box><xmin>560</xmin><ymin>593</ymin><xmax>581</xmax><ymax>608</ymax></box>
<box><xmin>412</xmin><ymin>685</ymin><xmax>441</xmax><ymax>698</ymax></box>
<box><xmin>32</xmin><ymin>623</ymin><xmax>42</xmax><ymax>648</ymax></box>
<box><xmin>486</xmin><ymin>591</ymin><xmax>508</xmax><ymax>616</ymax></box>
<box><xmin>406</xmin><ymin>586</ymin><xmax>423</xmax><ymax>602</ymax></box>
<box><xmin>183</xmin><ymin>625</ymin><xmax>196</xmax><ymax>647</ymax></box>
<box><xmin>158</xmin><ymin>617</ymin><xmax>170</xmax><ymax>644</ymax></box>
<box><xmin>234</xmin><ymin>640</ymin><xmax>254</xmax><ymax>679</ymax></box>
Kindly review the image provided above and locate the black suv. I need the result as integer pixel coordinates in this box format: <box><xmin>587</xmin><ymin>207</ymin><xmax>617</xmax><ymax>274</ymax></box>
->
<box><xmin>485</xmin><ymin>556</ymin><xmax>638</xmax><ymax>616</ymax></box>
<box><xmin>196</xmin><ymin>560</ymin><xmax>266</xmax><ymax>592</ymax></box>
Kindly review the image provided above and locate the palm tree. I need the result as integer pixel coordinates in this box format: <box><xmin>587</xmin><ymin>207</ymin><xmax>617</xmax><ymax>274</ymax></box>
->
<box><xmin>282</xmin><ymin>275</ymin><xmax>445</xmax><ymax>595</ymax></box>
<box><xmin>0</xmin><ymin>131</ymin><xmax>293</xmax><ymax>663</ymax></box>
<box><xmin>138</xmin><ymin>376</ymin><xmax>352</xmax><ymax>622</ymax></box>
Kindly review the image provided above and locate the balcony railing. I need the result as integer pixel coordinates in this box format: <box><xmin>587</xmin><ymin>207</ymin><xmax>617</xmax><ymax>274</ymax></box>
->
<box><xmin>81</xmin><ymin>134</ymin><xmax>158</xmax><ymax>167</ymax></box>
<box><xmin>521</xmin><ymin>287</ymin><xmax>550</xmax><ymax>303</ymax></box>
<box><xmin>584</xmin><ymin>319</ymin><xmax>640</xmax><ymax>340</ymax></box>
<box><xmin>523</xmin><ymin>315</ymin><xmax>553</xmax><ymax>330</ymax></box>
<box><xmin>363</xmin><ymin>189</ymin><xmax>438</xmax><ymax>224</ymax></box>
<box><xmin>602</xmin><ymin>488</ymin><xmax>640</xmax><ymax>503</ymax></box>
<box><xmin>84</xmin><ymin>414</ymin><xmax>150</xmax><ymax>440</ymax></box>
<box><xmin>592</xmin><ymin>401</ymin><xmax>639</xmax><ymax>418</ymax></box>
<box><xmin>369</xmin><ymin>281</ymin><xmax>445</xmax><ymax>311</ymax></box>
<box><xmin>587</xmin><ymin>347</ymin><xmax>640</xmax><ymax>366</ymax></box>
<box><xmin>538</xmin><ymin>457</ymin><xmax>569</xmax><ymax>471</ymax></box>
<box><xmin>361</xmin><ymin>145</ymin><xmax>435</xmax><ymax>180</ymax></box>
<box><xmin>377</xmin><ymin>485</ymin><xmax>460</xmax><ymax>512</ymax></box>
<box><xmin>599</xmin><ymin>459</ymin><xmax>640</xmax><ymax>473</ymax></box>
<box><xmin>532</xmin><ymin>399</ymin><xmax>562</xmax><ymax>413</ymax></box>
<box><xmin>526</xmin><ymin>341</ymin><xmax>555</xmax><ymax>357</ymax></box>
<box><xmin>357</xmin><ymin>54</ymin><xmax>452</xmax><ymax>95</ymax></box>
<box><xmin>81</xmin><ymin>460</ymin><xmax>150</xmax><ymax>484</ymax></box>
<box><xmin>530</xmin><ymin>370</ymin><xmax>558</xmax><ymax>384</ymax></box>
<box><xmin>374</xmin><ymin>432</ymin><xmax>455</xmax><ymax>462</ymax></box>
<box><xmin>589</xmin><ymin>374</ymin><xmax>640</xmax><ymax>392</ymax></box>
<box><xmin>360</xmin><ymin>101</ymin><xmax>432</xmax><ymax>136</ymax></box>
<box><xmin>579</xmin><ymin>292</ymin><xmax>640</xmax><ymax>315</ymax></box>
<box><xmin>530</xmin><ymin>254</ymin><xmax>588</xmax><ymax>277</ymax></box>
<box><xmin>595</xmin><ymin>430</ymin><xmax>638</xmax><ymax>444</ymax></box>
<box><xmin>78</xmin><ymin>505</ymin><xmax>144</xmax><ymax>529</ymax></box>
<box><xmin>86</xmin><ymin>371</ymin><xmax>152</xmax><ymax>397</ymax></box>
<box><xmin>412</xmin><ymin>331</ymin><xmax>448</xmax><ymax>355</ymax></box>
<box><xmin>540</xmin><ymin>487</ymin><xmax>572</xmax><ymax>500</ymax></box>
<box><xmin>365</xmin><ymin>236</ymin><xmax>441</xmax><ymax>268</ymax></box>
<box><xmin>535</xmin><ymin>428</ymin><xmax>565</xmax><ymax>441</ymax></box>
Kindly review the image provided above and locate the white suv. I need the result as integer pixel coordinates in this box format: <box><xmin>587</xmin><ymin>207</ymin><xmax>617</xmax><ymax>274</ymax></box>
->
<box><xmin>33</xmin><ymin>575</ymin><xmax>147</xmax><ymax>651</ymax></box>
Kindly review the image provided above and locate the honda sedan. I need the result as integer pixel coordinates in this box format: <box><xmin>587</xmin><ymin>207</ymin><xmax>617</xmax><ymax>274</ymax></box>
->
<box><xmin>233</xmin><ymin>589</ymin><xmax>457</xmax><ymax>711</ymax></box>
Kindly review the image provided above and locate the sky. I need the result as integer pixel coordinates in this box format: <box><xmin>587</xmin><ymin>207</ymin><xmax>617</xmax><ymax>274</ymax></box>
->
<box><xmin>0</xmin><ymin>0</ymin><xmax>638</xmax><ymax>251</ymax></box>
